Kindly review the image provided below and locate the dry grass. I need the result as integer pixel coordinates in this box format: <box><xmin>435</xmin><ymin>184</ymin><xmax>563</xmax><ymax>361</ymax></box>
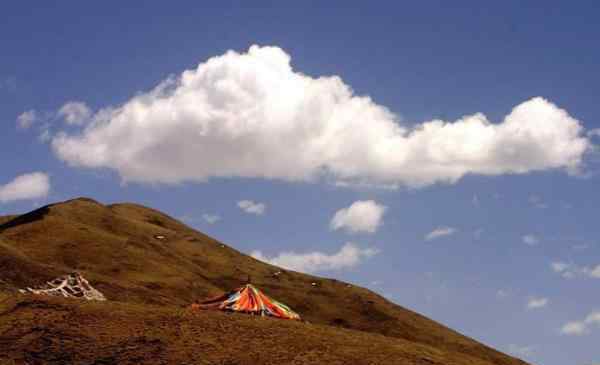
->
<box><xmin>0</xmin><ymin>198</ymin><xmax>529</xmax><ymax>365</ymax></box>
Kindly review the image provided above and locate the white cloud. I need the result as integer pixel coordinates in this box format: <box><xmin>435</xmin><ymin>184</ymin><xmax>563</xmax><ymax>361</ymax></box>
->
<box><xmin>551</xmin><ymin>261</ymin><xmax>600</xmax><ymax>279</ymax></box>
<box><xmin>507</xmin><ymin>344</ymin><xmax>535</xmax><ymax>359</ymax></box>
<box><xmin>0</xmin><ymin>172</ymin><xmax>50</xmax><ymax>203</ymax></box>
<box><xmin>51</xmin><ymin>45</ymin><xmax>591</xmax><ymax>187</ymax></box>
<box><xmin>237</xmin><ymin>200</ymin><xmax>266</xmax><ymax>215</ymax></box>
<box><xmin>522</xmin><ymin>234</ymin><xmax>540</xmax><ymax>246</ymax></box>
<box><xmin>572</xmin><ymin>243</ymin><xmax>590</xmax><ymax>251</ymax></box>
<box><xmin>0</xmin><ymin>76</ymin><xmax>16</xmax><ymax>91</ymax></box>
<box><xmin>551</xmin><ymin>261</ymin><xmax>578</xmax><ymax>279</ymax></box>
<box><xmin>38</xmin><ymin>123</ymin><xmax>52</xmax><ymax>142</ymax></box>
<box><xmin>330</xmin><ymin>200</ymin><xmax>386</xmax><ymax>234</ymax></box>
<box><xmin>251</xmin><ymin>242</ymin><xmax>379</xmax><ymax>273</ymax></box>
<box><xmin>588</xmin><ymin>128</ymin><xmax>600</xmax><ymax>137</ymax></box>
<box><xmin>202</xmin><ymin>213</ymin><xmax>220</xmax><ymax>224</ymax></box>
<box><xmin>561</xmin><ymin>311</ymin><xmax>600</xmax><ymax>336</ymax></box>
<box><xmin>58</xmin><ymin>101</ymin><xmax>92</xmax><ymax>125</ymax></box>
<box><xmin>425</xmin><ymin>226</ymin><xmax>457</xmax><ymax>241</ymax></box>
<box><xmin>16</xmin><ymin>110</ymin><xmax>37</xmax><ymax>129</ymax></box>
<box><xmin>528</xmin><ymin>194</ymin><xmax>548</xmax><ymax>209</ymax></box>
<box><xmin>496</xmin><ymin>289</ymin><xmax>510</xmax><ymax>299</ymax></box>
<box><xmin>527</xmin><ymin>297</ymin><xmax>549</xmax><ymax>309</ymax></box>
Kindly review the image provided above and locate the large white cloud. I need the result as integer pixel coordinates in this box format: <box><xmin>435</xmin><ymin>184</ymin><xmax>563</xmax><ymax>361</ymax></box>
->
<box><xmin>0</xmin><ymin>172</ymin><xmax>50</xmax><ymax>203</ymax></box>
<box><xmin>51</xmin><ymin>45</ymin><xmax>591</xmax><ymax>187</ymax></box>
<box><xmin>251</xmin><ymin>242</ymin><xmax>379</xmax><ymax>273</ymax></box>
<box><xmin>330</xmin><ymin>200</ymin><xmax>386</xmax><ymax>234</ymax></box>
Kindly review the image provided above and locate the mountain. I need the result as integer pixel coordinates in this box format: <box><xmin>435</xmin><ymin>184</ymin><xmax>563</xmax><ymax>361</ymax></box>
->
<box><xmin>0</xmin><ymin>198</ymin><xmax>528</xmax><ymax>365</ymax></box>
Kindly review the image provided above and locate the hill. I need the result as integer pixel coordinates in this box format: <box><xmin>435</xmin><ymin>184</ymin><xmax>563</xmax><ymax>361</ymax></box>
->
<box><xmin>0</xmin><ymin>198</ymin><xmax>529</xmax><ymax>365</ymax></box>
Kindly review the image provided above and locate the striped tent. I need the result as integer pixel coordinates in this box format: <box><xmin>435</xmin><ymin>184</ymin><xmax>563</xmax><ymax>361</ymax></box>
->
<box><xmin>191</xmin><ymin>284</ymin><xmax>300</xmax><ymax>320</ymax></box>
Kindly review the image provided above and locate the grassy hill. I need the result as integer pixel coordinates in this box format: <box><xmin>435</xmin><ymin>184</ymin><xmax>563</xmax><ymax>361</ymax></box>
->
<box><xmin>0</xmin><ymin>198</ymin><xmax>529</xmax><ymax>365</ymax></box>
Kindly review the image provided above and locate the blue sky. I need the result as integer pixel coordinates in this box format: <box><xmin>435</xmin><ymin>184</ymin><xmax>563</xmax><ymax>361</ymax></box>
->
<box><xmin>1</xmin><ymin>2</ymin><xmax>600</xmax><ymax>364</ymax></box>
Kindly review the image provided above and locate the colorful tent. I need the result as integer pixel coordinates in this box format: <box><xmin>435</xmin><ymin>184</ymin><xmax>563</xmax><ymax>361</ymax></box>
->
<box><xmin>192</xmin><ymin>284</ymin><xmax>300</xmax><ymax>320</ymax></box>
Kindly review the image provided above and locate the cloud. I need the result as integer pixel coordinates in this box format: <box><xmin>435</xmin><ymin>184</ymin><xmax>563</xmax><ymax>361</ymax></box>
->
<box><xmin>507</xmin><ymin>344</ymin><xmax>535</xmax><ymax>359</ymax></box>
<box><xmin>425</xmin><ymin>226</ymin><xmax>457</xmax><ymax>241</ymax></box>
<box><xmin>51</xmin><ymin>45</ymin><xmax>591</xmax><ymax>187</ymax></box>
<box><xmin>527</xmin><ymin>297</ymin><xmax>549</xmax><ymax>309</ymax></box>
<box><xmin>496</xmin><ymin>289</ymin><xmax>510</xmax><ymax>299</ymax></box>
<box><xmin>551</xmin><ymin>261</ymin><xmax>600</xmax><ymax>279</ymax></box>
<box><xmin>561</xmin><ymin>311</ymin><xmax>600</xmax><ymax>336</ymax></box>
<box><xmin>16</xmin><ymin>110</ymin><xmax>37</xmax><ymax>130</ymax></box>
<box><xmin>251</xmin><ymin>242</ymin><xmax>379</xmax><ymax>273</ymax></box>
<box><xmin>237</xmin><ymin>200</ymin><xmax>266</xmax><ymax>215</ymax></box>
<box><xmin>522</xmin><ymin>234</ymin><xmax>540</xmax><ymax>246</ymax></box>
<box><xmin>58</xmin><ymin>101</ymin><xmax>92</xmax><ymax>125</ymax></box>
<box><xmin>0</xmin><ymin>76</ymin><xmax>16</xmax><ymax>91</ymax></box>
<box><xmin>588</xmin><ymin>128</ymin><xmax>600</xmax><ymax>138</ymax></box>
<box><xmin>330</xmin><ymin>200</ymin><xmax>386</xmax><ymax>234</ymax></box>
<box><xmin>0</xmin><ymin>172</ymin><xmax>50</xmax><ymax>203</ymax></box>
<box><xmin>202</xmin><ymin>213</ymin><xmax>220</xmax><ymax>224</ymax></box>
<box><xmin>528</xmin><ymin>194</ymin><xmax>548</xmax><ymax>209</ymax></box>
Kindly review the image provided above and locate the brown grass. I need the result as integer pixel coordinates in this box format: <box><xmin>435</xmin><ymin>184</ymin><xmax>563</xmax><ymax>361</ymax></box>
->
<box><xmin>0</xmin><ymin>198</ymin><xmax>529</xmax><ymax>365</ymax></box>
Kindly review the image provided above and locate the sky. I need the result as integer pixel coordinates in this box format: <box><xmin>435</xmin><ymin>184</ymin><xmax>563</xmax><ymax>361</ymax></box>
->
<box><xmin>1</xmin><ymin>2</ymin><xmax>600</xmax><ymax>364</ymax></box>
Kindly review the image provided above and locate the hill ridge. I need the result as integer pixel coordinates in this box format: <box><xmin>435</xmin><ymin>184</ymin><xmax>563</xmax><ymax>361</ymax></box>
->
<box><xmin>0</xmin><ymin>197</ymin><xmax>528</xmax><ymax>365</ymax></box>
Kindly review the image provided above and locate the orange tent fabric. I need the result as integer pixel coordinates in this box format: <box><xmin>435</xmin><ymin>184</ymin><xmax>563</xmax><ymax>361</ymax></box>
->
<box><xmin>192</xmin><ymin>284</ymin><xmax>300</xmax><ymax>320</ymax></box>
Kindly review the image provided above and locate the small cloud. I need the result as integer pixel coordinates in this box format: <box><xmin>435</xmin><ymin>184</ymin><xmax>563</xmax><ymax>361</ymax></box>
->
<box><xmin>251</xmin><ymin>242</ymin><xmax>379</xmax><ymax>274</ymax></box>
<box><xmin>585</xmin><ymin>265</ymin><xmax>600</xmax><ymax>278</ymax></box>
<box><xmin>0</xmin><ymin>76</ymin><xmax>16</xmax><ymax>91</ymax></box>
<box><xmin>330</xmin><ymin>200</ymin><xmax>387</xmax><ymax>234</ymax></box>
<box><xmin>496</xmin><ymin>289</ymin><xmax>511</xmax><ymax>299</ymax></box>
<box><xmin>38</xmin><ymin>122</ymin><xmax>53</xmax><ymax>142</ymax></box>
<box><xmin>561</xmin><ymin>311</ymin><xmax>600</xmax><ymax>336</ymax></box>
<box><xmin>551</xmin><ymin>261</ymin><xmax>578</xmax><ymax>279</ymax></box>
<box><xmin>472</xmin><ymin>194</ymin><xmax>480</xmax><ymax>206</ymax></box>
<box><xmin>551</xmin><ymin>261</ymin><xmax>600</xmax><ymax>279</ymax></box>
<box><xmin>16</xmin><ymin>110</ymin><xmax>37</xmax><ymax>130</ymax></box>
<box><xmin>425</xmin><ymin>226</ymin><xmax>457</xmax><ymax>241</ymax></box>
<box><xmin>528</xmin><ymin>194</ymin><xmax>548</xmax><ymax>209</ymax></box>
<box><xmin>522</xmin><ymin>234</ymin><xmax>540</xmax><ymax>246</ymax></box>
<box><xmin>0</xmin><ymin>172</ymin><xmax>50</xmax><ymax>203</ymax></box>
<box><xmin>527</xmin><ymin>297</ymin><xmax>549</xmax><ymax>309</ymax></box>
<box><xmin>202</xmin><ymin>213</ymin><xmax>220</xmax><ymax>224</ymax></box>
<box><xmin>572</xmin><ymin>243</ymin><xmax>589</xmax><ymax>251</ymax></box>
<box><xmin>58</xmin><ymin>101</ymin><xmax>92</xmax><ymax>125</ymax></box>
<box><xmin>507</xmin><ymin>344</ymin><xmax>535</xmax><ymax>359</ymax></box>
<box><xmin>588</xmin><ymin>128</ymin><xmax>600</xmax><ymax>138</ymax></box>
<box><xmin>561</xmin><ymin>321</ymin><xmax>588</xmax><ymax>336</ymax></box>
<box><xmin>237</xmin><ymin>200</ymin><xmax>266</xmax><ymax>215</ymax></box>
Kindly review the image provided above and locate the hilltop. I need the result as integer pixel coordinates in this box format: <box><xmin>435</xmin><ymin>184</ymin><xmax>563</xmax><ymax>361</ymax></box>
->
<box><xmin>0</xmin><ymin>198</ymin><xmax>529</xmax><ymax>365</ymax></box>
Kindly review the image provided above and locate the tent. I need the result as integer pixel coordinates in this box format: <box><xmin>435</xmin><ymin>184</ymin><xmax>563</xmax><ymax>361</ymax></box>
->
<box><xmin>191</xmin><ymin>284</ymin><xmax>300</xmax><ymax>320</ymax></box>
<box><xmin>19</xmin><ymin>272</ymin><xmax>106</xmax><ymax>301</ymax></box>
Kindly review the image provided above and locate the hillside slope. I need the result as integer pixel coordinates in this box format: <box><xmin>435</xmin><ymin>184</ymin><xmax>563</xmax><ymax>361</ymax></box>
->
<box><xmin>0</xmin><ymin>198</ymin><xmax>528</xmax><ymax>365</ymax></box>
